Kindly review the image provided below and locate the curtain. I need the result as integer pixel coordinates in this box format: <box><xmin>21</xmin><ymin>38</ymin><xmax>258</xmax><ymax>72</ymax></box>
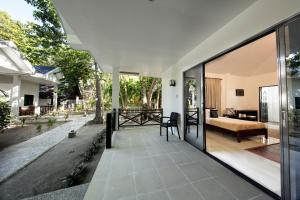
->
<box><xmin>205</xmin><ymin>78</ymin><xmax>221</xmax><ymax>113</ymax></box>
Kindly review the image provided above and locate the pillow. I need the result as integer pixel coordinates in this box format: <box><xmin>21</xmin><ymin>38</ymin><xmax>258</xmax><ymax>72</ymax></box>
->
<box><xmin>205</xmin><ymin>109</ymin><xmax>211</xmax><ymax>118</ymax></box>
<box><xmin>210</xmin><ymin>109</ymin><xmax>218</xmax><ymax>118</ymax></box>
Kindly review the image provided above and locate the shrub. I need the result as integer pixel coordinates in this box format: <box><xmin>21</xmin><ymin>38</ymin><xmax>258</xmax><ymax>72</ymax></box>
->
<box><xmin>64</xmin><ymin>112</ymin><xmax>69</xmax><ymax>121</ymax></box>
<box><xmin>21</xmin><ymin>118</ymin><xmax>26</xmax><ymax>127</ymax></box>
<box><xmin>0</xmin><ymin>101</ymin><xmax>11</xmax><ymax>130</ymax></box>
<box><xmin>47</xmin><ymin>118</ymin><xmax>57</xmax><ymax>128</ymax></box>
<box><xmin>36</xmin><ymin>124</ymin><xmax>42</xmax><ymax>132</ymax></box>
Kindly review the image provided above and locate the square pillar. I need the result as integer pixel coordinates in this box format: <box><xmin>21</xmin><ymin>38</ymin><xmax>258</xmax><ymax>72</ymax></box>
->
<box><xmin>53</xmin><ymin>85</ymin><xmax>58</xmax><ymax>111</ymax></box>
<box><xmin>112</xmin><ymin>67</ymin><xmax>120</xmax><ymax>128</ymax></box>
<box><xmin>10</xmin><ymin>75</ymin><xmax>21</xmax><ymax>117</ymax></box>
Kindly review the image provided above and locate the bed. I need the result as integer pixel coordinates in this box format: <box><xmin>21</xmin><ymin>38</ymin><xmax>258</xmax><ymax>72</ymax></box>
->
<box><xmin>206</xmin><ymin>117</ymin><xmax>268</xmax><ymax>142</ymax></box>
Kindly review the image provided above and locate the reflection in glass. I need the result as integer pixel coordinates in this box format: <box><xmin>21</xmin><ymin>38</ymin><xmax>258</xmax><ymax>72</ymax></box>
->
<box><xmin>284</xmin><ymin>18</ymin><xmax>300</xmax><ymax>200</ymax></box>
<box><xmin>183</xmin><ymin>65</ymin><xmax>204</xmax><ymax>150</ymax></box>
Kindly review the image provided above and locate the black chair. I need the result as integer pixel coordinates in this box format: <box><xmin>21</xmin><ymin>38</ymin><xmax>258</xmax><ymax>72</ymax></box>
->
<box><xmin>160</xmin><ymin>112</ymin><xmax>181</xmax><ymax>141</ymax></box>
<box><xmin>185</xmin><ymin>108</ymin><xmax>199</xmax><ymax>138</ymax></box>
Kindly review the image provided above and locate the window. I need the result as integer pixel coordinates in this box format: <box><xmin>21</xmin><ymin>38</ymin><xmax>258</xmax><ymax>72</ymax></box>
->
<box><xmin>24</xmin><ymin>95</ymin><xmax>34</xmax><ymax>106</ymax></box>
<box><xmin>295</xmin><ymin>97</ymin><xmax>300</xmax><ymax>109</ymax></box>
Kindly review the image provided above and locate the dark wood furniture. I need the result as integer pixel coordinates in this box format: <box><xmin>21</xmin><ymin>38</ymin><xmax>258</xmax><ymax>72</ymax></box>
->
<box><xmin>206</xmin><ymin>124</ymin><xmax>268</xmax><ymax>142</ymax></box>
<box><xmin>19</xmin><ymin>106</ymin><xmax>35</xmax><ymax>116</ymax></box>
<box><xmin>185</xmin><ymin>108</ymin><xmax>199</xmax><ymax>138</ymax></box>
<box><xmin>160</xmin><ymin>112</ymin><xmax>181</xmax><ymax>141</ymax></box>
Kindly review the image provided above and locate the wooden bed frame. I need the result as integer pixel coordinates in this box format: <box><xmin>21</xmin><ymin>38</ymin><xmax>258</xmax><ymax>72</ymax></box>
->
<box><xmin>205</xmin><ymin>124</ymin><xmax>268</xmax><ymax>143</ymax></box>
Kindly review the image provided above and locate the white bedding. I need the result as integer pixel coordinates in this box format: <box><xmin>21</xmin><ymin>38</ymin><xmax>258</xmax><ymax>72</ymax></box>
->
<box><xmin>206</xmin><ymin>117</ymin><xmax>265</xmax><ymax>132</ymax></box>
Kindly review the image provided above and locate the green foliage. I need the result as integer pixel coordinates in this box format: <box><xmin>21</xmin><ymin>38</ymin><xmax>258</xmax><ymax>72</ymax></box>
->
<box><xmin>24</xmin><ymin>0</ymin><xmax>65</xmax><ymax>46</ymax></box>
<box><xmin>36</xmin><ymin>124</ymin><xmax>42</xmax><ymax>132</ymax></box>
<box><xmin>64</xmin><ymin>112</ymin><xmax>69</xmax><ymax>121</ymax></box>
<box><xmin>0</xmin><ymin>100</ymin><xmax>11</xmax><ymax>130</ymax></box>
<box><xmin>21</xmin><ymin>118</ymin><xmax>26</xmax><ymax>127</ymax></box>
<box><xmin>47</xmin><ymin>117</ymin><xmax>56</xmax><ymax>128</ymax></box>
<box><xmin>286</xmin><ymin>52</ymin><xmax>300</xmax><ymax>76</ymax></box>
<box><xmin>55</xmin><ymin>47</ymin><xmax>93</xmax><ymax>100</ymax></box>
<box><xmin>75</xmin><ymin>104</ymin><xmax>84</xmax><ymax>112</ymax></box>
<box><xmin>0</xmin><ymin>2</ymin><xmax>93</xmax><ymax>98</ymax></box>
<box><xmin>119</xmin><ymin>75</ymin><xmax>141</xmax><ymax>109</ymax></box>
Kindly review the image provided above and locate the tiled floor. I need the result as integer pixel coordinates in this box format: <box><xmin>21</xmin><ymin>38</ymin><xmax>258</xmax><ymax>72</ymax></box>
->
<box><xmin>83</xmin><ymin>127</ymin><xmax>274</xmax><ymax>200</ymax></box>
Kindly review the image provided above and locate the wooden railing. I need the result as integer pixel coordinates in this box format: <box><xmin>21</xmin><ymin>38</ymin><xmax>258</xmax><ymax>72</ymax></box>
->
<box><xmin>118</xmin><ymin>108</ymin><xmax>163</xmax><ymax>129</ymax></box>
<box><xmin>40</xmin><ymin>105</ymin><xmax>54</xmax><ymax>115</ymax></box>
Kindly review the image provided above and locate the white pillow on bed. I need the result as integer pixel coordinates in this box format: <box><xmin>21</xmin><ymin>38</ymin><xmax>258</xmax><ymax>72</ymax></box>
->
<box><xmin>205</xmin><ymin>109</ymin><xmax>211</xmax><ymax>119</ymax></box>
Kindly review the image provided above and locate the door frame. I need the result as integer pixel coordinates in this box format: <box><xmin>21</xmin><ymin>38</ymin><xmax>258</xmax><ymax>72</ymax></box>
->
<box><xmin>258</xmin><ymin>85</ymin><xmax>279</xmax><ymax>123</ymax></box>
<box><xmin>182</xmin><ymin>12</ymin><xmax>300</xmax><ymax>200</ymax></box>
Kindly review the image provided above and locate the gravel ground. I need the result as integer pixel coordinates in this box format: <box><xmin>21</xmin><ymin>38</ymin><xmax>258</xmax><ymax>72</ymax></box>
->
<box><xmin>0</xmin><ymin>123</ymin><xmax>105</xmax><ymax>200</ymax></box>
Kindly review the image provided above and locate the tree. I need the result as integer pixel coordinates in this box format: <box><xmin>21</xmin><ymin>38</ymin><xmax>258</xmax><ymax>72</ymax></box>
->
<box><xmin>92</xmin><ymin>62</ymin><xmax>103</xmax><ymax>124</ymax></box>
<box><xmin>24</xmin><ymin>0</ymin><xmax>65</xmax><ymax>46</ymax></box>
<box><xmin>54</xmin><ymin>47</ymin><xmax>93</xmax><ymax>99</ymax></box>
<box><xmin>140</xmin><ymin>77</ymin><xmax>161</xmax><ymax>109</ymax></box>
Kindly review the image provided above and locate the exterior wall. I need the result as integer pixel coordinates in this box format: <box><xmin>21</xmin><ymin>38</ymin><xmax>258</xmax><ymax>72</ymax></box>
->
<box><xmin>20</xmin><ymin>80</ymin><xmax>39</xmax><ymax>107</ymax></box>
<box><xmin>0</xmin><ymin>49</ymin><xmax>19</xmax><ymax>72</ymax></box>
<box><xmin>162</xmin><ymin>0</ymin><xmax>300</xmax><ymax>137</ymax></box>
<box><xmin>39</xmin><ymin>98</ymin><xmax>52</xmax><ymax>106</ymax></box>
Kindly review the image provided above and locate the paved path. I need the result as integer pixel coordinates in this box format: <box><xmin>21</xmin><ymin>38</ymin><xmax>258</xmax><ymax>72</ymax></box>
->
<box><xmin>22</xmin><ymin>184</ymin><xmax>89</xmax><ymax>200</ymax></box>
<box><xmin>0</xmin><ymin>115</ymin><xmax>93</xmax><ymax>183</ymax></box>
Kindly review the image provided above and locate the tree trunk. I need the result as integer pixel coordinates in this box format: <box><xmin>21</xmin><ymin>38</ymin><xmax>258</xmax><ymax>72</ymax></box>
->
<box><xmin>92</xmin><ymin>62</ymin><xmax>103</xmax><ymax>124</ymax></box>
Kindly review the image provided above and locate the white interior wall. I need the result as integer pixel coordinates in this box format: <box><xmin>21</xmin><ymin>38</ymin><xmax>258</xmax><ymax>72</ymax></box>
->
<box><xmin>162</xmin><ymin>0</ymin><xmax>300</xmax><ymax>137</ymax></box>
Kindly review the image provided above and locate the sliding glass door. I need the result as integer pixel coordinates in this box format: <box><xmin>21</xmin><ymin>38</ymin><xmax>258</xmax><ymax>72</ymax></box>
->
<box><xmin>183</xmin><ymin>64</ymin><xmax>204</xmax><ymax>150</ymax></box>
<box><xmin>278</xmin><ymin>17</ymin><xmax>300</xmax><ymax>200</ymax></box>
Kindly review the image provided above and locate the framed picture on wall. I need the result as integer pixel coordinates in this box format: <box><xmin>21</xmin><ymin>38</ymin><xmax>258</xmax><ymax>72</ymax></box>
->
<box><xmin>236</xmin><ymin>89</ymin><xmax>244</xmax><ymax>96</ymax></box>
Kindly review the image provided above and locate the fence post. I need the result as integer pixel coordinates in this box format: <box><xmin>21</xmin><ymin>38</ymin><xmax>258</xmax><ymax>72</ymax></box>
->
<box><xmin>118</xmin><ymin>108</ymin><xmax>120</xmax><ymax>130</ymax></box>
<box><xmin>112</xmin><ymin>108</ymin><xmax>116</xmax><ymax>131</ymax></box>
<box><xmin>106</xmin><ymin>113</ymin><xmax>112</xmax><ymax>149</ymax></box>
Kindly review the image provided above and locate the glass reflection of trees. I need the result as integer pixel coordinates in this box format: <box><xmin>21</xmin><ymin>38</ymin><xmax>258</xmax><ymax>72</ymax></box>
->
<box><xmin>185</xmin><ymin>79</ymin><xmax>198</xmax><ymax>109</ymax></box>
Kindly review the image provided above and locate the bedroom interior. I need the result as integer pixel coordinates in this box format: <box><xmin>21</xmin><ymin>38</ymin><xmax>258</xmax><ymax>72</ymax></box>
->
<box><xmin>204</xmin><ymin>32</ymin><xmax>281</xmax><ymax>195</ymax></box>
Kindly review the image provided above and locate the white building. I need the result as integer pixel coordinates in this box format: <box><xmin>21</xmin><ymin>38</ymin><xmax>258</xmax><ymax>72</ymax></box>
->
<box><xmin>0</xmin><ymin>41</ymin><xmax>59</xmax><ymax>117</ymax></box>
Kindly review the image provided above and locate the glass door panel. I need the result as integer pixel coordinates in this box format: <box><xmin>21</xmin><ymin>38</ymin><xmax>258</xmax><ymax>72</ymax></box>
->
<box><xmin>183</xmin><ymin>64</ymin><xmax>204</xmax><ymax>150</ymax></box>
<box><xmin>279</xmin><ymin>17</ymin><xmax>300</xmax><ymax>200</ymax></box>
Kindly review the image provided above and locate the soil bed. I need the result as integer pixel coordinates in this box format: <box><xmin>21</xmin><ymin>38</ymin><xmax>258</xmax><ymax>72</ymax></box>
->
<box><xmin>0</xmin><ymin>123</ymin><xmax>105</xmax><ymax>200</ymax></box>
<box><xmin>0</xmin><ymin>121</ymin><xmax>67</xmax><ymax>151</ymax></box>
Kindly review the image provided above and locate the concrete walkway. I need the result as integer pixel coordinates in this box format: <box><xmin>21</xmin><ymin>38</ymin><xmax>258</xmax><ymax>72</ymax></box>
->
<box><xmin>84</xmin><ymin>127</ymin><xmax>274</xmax><ymax>200</ymax></box>
<box><xmin>0</xmin><ymin>115</ymin><xmax>93</xmax><ymax>183</ymax></box>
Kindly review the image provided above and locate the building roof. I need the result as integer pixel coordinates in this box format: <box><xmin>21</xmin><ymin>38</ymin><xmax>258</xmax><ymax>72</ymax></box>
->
<box><xmin>34</xmin><ymin>66</ymin><xmax>57</xmax><ymax>75</ymax></box>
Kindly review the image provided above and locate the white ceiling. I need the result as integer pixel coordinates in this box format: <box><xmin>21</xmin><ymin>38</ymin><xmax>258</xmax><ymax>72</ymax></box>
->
<box><xmin>52</xmin><ymin>0</ymin><xmax>257</xmax><ymax>76</ymax></box>
<box><xmin>205</xmin><ymin>32</ymin><xmax>277</xmax><ymax>76</ymax></box>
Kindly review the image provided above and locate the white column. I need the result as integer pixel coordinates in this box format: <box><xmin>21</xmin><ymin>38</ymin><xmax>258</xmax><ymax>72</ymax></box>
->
<box><xmin>112</xmin><ymin>67</ymin><xmax>120</xmax><ymax>128</ymax></box>
<box><xmin>112</xmin><ymin>67</ymin><xmax>120</xmax><ymax>109</ymax></box>
<box><xmin>53</xmin><ymin>84</ymin><xmax>58</xmax><ymax>111</ymax></box>
<box><xmin>10</xmin><ymin>75</ymin><xmax>21</xmax><ymax>117</ymax></box>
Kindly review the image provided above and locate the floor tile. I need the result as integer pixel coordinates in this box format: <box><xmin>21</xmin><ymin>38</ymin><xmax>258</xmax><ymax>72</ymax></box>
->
<box><xmin>249</xmin><ymin>193</ymin><xmax>275</xmax><ymax>200</ymax></box>
<box><xmin>193</xmin><ymin>178</ymin><xmax>237</xmax><ymax>200</ymax></box>
<box><xmin>104</xmin><ymin>175</ymin><xmax>136</xmax><ymax>200</ymax></box>
<box><xmin>179</xmin><ymin>162</ymin><xmax>212</xmax><ymax>182</ymax></box>
<box><xmin>215</xmin><ymin>172</ymin><xmax>261</xmax><ymax>200</ymax></box>
<box><xmin>169</xmin><ymin>151</ymin><xmax>193</xmax><ymax>165</ymax></box>
<box><xmin>137</xmin><ymin>190</ymin><xmax>170</xmax><ymax>200</ymax></box>
<box><xmin>152</xmin><ymin>155</ymin><xmax>174</xmax><ymax>169</ymax></box>
<box><xmin>135</xmin><ymin>169</ymin><xmax>163</xmax><ymax>194</ymax></box>
<box><xmin>167</xmin><ymin>184</ymin><xmax>203</xmax><ymax>200</ymax></box>
<box><xmin>157</xmin><ymin>166</ymin><xmax>188</xmax><ymax>188</ymax></box>
<box><xmin>133</xmin><ymin>157</ymin><xmax>155</xmax><ymax>173</ymax></box>
<box><xmin>84</xmin><ymin>127</ymin><xmax>272</xmax><ymax>200</ymax></box>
